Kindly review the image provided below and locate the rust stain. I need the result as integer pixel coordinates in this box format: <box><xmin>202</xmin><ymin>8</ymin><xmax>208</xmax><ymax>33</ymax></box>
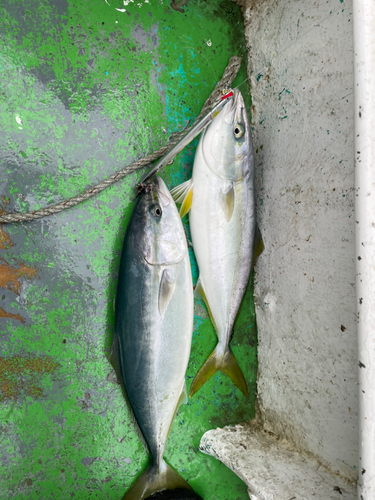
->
<box><xmin>0</xmin><ymin>209</ymin><xmax>13</xmax><ymax>250</ymax></box>
<box><xmin>0</xmin><ymin>307</ymin><xmax>25</xmax><ymax>323</ymax></box>
<box><xmin>0</xmin><ymin>356</ymin><xmax>61</xmax><ymax>401</ymax></box>
<box><xmin>0</xmin><ymin>259</ymin><xmax>37</xmax><ymax>294</ymax></box>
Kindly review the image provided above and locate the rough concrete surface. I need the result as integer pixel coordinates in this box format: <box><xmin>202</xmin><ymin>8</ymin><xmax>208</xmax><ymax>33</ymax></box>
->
<box><xmin>200</xmin><ymin>424</ymin><xmax>357</xmax><ymax>500</ymax></box>
<box><xmin>244</xmin><ymin>0</ymin><xmax>357</xmax><ymax>483</ymax></box>
<box><xmin>202</xmin><ymin>0</ymin><xmax>358</xmax><ymax>496</ymax></box>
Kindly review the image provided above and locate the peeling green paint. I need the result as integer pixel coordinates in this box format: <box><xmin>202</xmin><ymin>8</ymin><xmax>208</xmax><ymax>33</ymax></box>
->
<box><xmin>0</xmin><ymin>1</ymin><xmax>256</xmax><ymax>499</ymax></box>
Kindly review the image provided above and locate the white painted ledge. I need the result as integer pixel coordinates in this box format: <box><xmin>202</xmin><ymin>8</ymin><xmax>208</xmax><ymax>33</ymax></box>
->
<box><xmin>200</xmin><ymin>425</ymin><xmax>356</xmax><ymax>500</ymax></box>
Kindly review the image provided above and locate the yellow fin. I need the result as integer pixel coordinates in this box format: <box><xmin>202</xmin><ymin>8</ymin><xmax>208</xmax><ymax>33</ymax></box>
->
<box><xmin>189</xmin><ymin>346</ymin><xmax>248</xmax><ymax>398</ymax></box>
<box><xmin>194</xmin><ymin>278</ymin><xmax>217</xmax><ymax>331</ymax></box>
<box><xmin>170</xmin><ymin>179</ymin><xmax>193</xmax><ymax>218</ymax></box>
<box><xmin>252</xmin><ymin>223</ymin><xmax>264</xmax><ymax>268</ymax></box>
<box><xmin>189</xmin><ymin>349</ymin><xmax>218</xmax><ymax>398</ymax></box>
<box><xmin>221</xmin><ymin>347</ymin><xmax>248</xmax><ymax>397</ymax></box>
<box><xmin>180</xmin><ymin>184</ymin><xmax>193</xmax><ymax>218</ymax></box>
<box><xmin>219</xmin><ymin>183</ymin><xmax>235</xmax><ymax>222</ymax></box>
<box><xmin>170</xmin><ymin>179</ymin><xmax>192</xmax><ymax>203</ymax></box>
<box><xmin>122</xmin><ymin>461</ymin><xmax>195</xmax><ymax>500</ymax></box>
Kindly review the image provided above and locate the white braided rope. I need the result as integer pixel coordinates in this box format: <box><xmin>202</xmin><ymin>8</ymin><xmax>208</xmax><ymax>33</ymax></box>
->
<box><xmin>0</xmin><ymin>56</ymin><xmax>242</xmax><ymax>224</ymax></box>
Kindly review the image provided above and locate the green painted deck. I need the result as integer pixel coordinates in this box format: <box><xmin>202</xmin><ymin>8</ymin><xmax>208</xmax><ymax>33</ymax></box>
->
<box><xmin>0</xmin><ymin>1</ymin><xmax>257</xmax><ymax>498</ymax></box>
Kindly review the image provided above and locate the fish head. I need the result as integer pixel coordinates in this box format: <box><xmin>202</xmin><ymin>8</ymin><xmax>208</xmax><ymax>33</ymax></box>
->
<box><xmin>202</xmin><ymin>88</ymin><xmax>253</xmax><ymax>181</ymax></box>
<box><xmin>134</xmin><ymin>177</ymin><xmax>186</xmax><ymax>266</ymax></box>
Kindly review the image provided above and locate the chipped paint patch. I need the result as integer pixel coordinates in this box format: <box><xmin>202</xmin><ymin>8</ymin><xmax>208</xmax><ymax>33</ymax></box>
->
<box><xmin>0</xmin><ymin>260</ymin><xmax>37</xmax><ymax>294</ymax></box>
<box><xmin>0</xmin><ymin>307</ymin><xmax>25</xmax><ymax>323</ymax></box>
<box><xmin>0</xmin><ymin>356</ymin><xmax>60</xmax><ymax>401</ymax></box>
<box><xmin>0</xmin><ymin>224</ymin><xmax>12</xmax><ymax>249</ymax></box>
<box><xmin>0</xmin><ymin>209</ymin><xmax>13</xmax><ymax>249</ymax></box>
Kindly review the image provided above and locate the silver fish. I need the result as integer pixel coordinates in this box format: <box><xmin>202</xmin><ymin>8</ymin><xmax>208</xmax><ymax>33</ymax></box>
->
<box><xmin>110</xmin><ymin>177</ymin><xmax>200</xmax><ymax>500</ymax></box>
<box><xmin>171</xmin><ymin>88</ymin><xmax>263</xmax><ymax>398</ymax></box>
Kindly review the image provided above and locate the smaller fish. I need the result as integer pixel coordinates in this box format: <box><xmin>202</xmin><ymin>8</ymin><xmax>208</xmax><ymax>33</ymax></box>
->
<box><xmin>171</xmin><ymin>89</ymin><xmax>263</xmax><ymax>398</ymax></box>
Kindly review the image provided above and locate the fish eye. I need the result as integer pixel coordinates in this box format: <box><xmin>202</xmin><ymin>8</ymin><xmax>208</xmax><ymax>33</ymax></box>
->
<box><xmin>150</xmin><ymin>204</ymin><xmax>162</xmax><ymax>218</ymax></box>
<box><xmin>234</xmin><ymin>123</ymin><xmax>244</xmax><ymax>139</ymax></box>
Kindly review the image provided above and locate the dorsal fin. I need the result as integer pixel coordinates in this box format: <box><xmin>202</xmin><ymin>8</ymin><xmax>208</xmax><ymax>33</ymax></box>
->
<box><xmin>170</xmin><ymin>179</ymin><xmax>193</xmax><ymax>218</ymax></box>
<box><xmin>109</xmin><ymin>333</ymin><xmax>149</xmax><ymax>453</ymax></box>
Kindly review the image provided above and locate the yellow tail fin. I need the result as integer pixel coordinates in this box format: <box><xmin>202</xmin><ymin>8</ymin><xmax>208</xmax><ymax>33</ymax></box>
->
<box><xmin>189</xmin><ymin>346</ymin><xmax>248</xmax><ymax>398</ymax></box>
<box><xmin>122</xmin><ymin>460</ymin><xmax>197</xmax><ymax>500</ymax></box>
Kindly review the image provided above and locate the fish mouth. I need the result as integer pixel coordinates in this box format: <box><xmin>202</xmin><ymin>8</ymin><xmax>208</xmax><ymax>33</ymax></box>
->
<box><xmin>137</xmin><ymin>177</ymin><xmax>171</xmax><ymax>207</ymax></box>
<box><xmin>234</xmin><ymin>89</ymin><xmax>246</xmax><ymax>126</ymax></box>
<box><xmin>153</xmin><ymin>177</ymin><xmax>171</xmax><ymax>207</ymax></box>
<box><xmin>222</xmin><ymin>88</ymin><xmax>245</xmax><ymax>125</ymax></box>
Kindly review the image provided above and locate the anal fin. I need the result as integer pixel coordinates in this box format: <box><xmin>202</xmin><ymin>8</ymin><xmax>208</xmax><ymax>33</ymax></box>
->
<box><xmin>194</xmin><ymin>277</ymin><xmax>217</xmax><ymax>331</ymax></box>
<box><xmin>252</xmin><ymin>223</ymin><xmax>264</xmax><ymax>268</ymax></box>
<box><xmin>180</xmin><ymin>381</ymin><xmax>188</xmax><ymax>406</ymax></box>
<box><xmin>109</xmin><ymin>332</ymin><xmax>123</xmax><ymax>386</ymax></box>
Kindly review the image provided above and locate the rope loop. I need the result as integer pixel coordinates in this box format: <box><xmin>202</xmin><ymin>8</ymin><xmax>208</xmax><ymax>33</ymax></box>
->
<box><xmin>0</xmin><ymin>56</ymin><xmax>242</xmax><ymax>224</ymax></box>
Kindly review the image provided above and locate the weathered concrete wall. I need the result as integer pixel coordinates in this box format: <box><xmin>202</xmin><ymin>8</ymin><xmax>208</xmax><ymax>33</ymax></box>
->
<box><xmin>244</xmin><ymin>0</ymin><xmax>357</xmax><ymax>481</ymax></box>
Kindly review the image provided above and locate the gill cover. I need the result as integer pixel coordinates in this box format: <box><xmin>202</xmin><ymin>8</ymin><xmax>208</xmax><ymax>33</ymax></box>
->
<box><xmin>142</xmin><ymin>178</ymin><xmax>186</xmax><ymax>265</ymax></box>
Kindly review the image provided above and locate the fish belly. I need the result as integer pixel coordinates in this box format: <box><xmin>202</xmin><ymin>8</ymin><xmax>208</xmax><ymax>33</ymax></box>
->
<box><xmin>190</xmin><ymin>159</ymin><xmax>255</xmax><ymax>348</ymax></box>
<box><xmin>116</xmin><ymin>253</ymin><xmax>193</xmax><ymax>462</ymax></box>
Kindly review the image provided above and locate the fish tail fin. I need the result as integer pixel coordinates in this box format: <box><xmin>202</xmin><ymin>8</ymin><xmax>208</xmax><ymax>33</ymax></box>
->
<box><xmin>189</xmin><ymin>345</ymin><xmax>248</xmax><ymax>398</ymax></box>
<box><xmin>122</xmin><ymin>460</ymin><xmax>201</xmax><ymax>500</ymax></box>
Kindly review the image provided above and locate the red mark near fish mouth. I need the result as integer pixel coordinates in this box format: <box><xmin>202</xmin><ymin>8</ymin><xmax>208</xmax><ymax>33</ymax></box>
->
<box><xmin>221</xmin><ymin>90</ymin><xmax>234</xmax><ymax>100</ymax></box>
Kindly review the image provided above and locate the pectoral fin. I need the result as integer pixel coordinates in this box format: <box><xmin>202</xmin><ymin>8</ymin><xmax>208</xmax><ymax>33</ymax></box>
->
<box><xmin>252</xmin><ymin>223</ymin><xmax>264</xmax><ymax>268</ymax></box>
<box><xmin>219</xmin><ymin>183</ymin><xmax>235</xmax><ymax>222</ymax></box>
<box><xmin>158</xmin><ymin>268</ymin><xmax>176</xmax><ymax>316</ymax></box>
<box><xmin>170</xmin><ymin>179</ymin><xmax>193</xmax><ymax>218</ymax></box>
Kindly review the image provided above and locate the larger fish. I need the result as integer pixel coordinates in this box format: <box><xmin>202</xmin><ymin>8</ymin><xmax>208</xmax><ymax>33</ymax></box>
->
<box><xmin>171</xmin><ymin>88</ymin><xmax>263</xmax><ymax>398</ymax></box>
<box><xmin>110</xmin><ymin>177</ymin><xmax>201</xmax><ymax>500</ymax></box>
